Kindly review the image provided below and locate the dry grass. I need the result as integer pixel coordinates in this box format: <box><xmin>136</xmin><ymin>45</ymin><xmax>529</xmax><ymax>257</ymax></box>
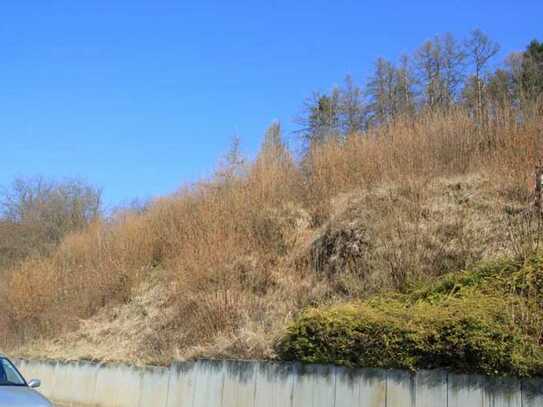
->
<box><xmin>3</xmin><ymin>104</ymin><xmax>543</xmax><ymax>362</ymax></box>
<box><xmin>305</xmin><ymin>174</ymin><xmax>511</xmax><ymax>296</ymax></box>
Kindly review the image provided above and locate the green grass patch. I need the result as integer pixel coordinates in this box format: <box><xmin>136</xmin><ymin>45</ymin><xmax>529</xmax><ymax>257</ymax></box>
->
<box><xmin>278</xmin><ymin>255</ymin><xmax>543</xmax><ymax>377</ymax></box>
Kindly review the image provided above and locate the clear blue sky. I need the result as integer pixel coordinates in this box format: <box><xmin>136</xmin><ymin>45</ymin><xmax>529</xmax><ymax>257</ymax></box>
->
<box><xmin>1</xmin><ymin>1</ymin><xmax>541</xmax><ymax>208</ymax></box>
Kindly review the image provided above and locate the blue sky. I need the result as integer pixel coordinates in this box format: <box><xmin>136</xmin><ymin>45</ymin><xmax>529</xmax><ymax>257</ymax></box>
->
<box><xmin>1</xmin><ymin>1</ymin><xmax>541</xmax><ymax>208</ymax></box>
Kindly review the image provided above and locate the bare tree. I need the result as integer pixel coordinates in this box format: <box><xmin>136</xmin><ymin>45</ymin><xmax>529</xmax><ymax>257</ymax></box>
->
<box><xmin>257</xmin><ymin>121</ymin><xmax>295</xmax><ymax>175</ymax></box>
<box><xmin>415</xmin><ymin>38</ymin><xmax>441</xmax><ymax>109</ymax></box>
<box><xmin>366</xmin><ymin>55</ymin><xmax>416</xmax><ymax>125</ymax></box>
<box><xmin>216</xmin><ymin>135</ymin><xmax>247</xmax><ymax>180</ymax></box>
<box><xmin>339</xmin><ymin>75</ymin><xmax>366</xmax><ymax>135</ymax></box>
<box><xmin>1</xmin><ymin>177</ymin><xmax>101</xmax><ymax>229</ymax></box>
<box><xmin>296</xmin><ymin>89</ymin><xmax>342</xmax><ymax>146</ymax></box>
<box><xmin>394</xmin><ymin>54</ymin><xmax>417</xmax><ymax>116</ymax></box>
<box><xmin>464</xmin><ymin>29</ymin><xmax>500</xmax><ymax>120</ymax></box>
<box><xmin>441</xmin><ymin>33</ymin><xmax>467</xmax><ymax>106</ymax></box>
<box><xmin>0</xmin><ymin>176</ymin><xmax>102</xmax><ymax>262</ymax></box>
<box><xmin>366</xmin><ymin>57</ymin><xmax>396</xmax><ymax>125</ymax></box>
<box><xmin>415</xmin><ymin>34</ymin><xmax>466</xmax><ymax>110</ymax></box>
<box><xmin>259</xmin><ymin>121</ymin><xmax>292</xmax><ymax>168</ymax></box>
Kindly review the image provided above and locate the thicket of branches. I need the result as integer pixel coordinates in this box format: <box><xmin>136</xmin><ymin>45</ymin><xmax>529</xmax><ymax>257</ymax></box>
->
<box><xmin>0</xmin><ymin>177</ymin><xmax>102</xmax><ymax>270</ymax></box>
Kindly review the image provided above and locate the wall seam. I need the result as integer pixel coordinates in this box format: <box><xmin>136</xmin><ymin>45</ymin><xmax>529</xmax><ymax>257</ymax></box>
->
<box><xmin>164</xmin><ymin>364</ymin><xmax>173</xmax><ymax>407</ymax></box>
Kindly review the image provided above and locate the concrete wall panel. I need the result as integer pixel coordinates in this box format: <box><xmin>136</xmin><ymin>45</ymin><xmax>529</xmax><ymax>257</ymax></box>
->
<box><xmin>482</xmin><ymin>376</ymin><xmax>521</xmax><ymax>407</ymax></box>
<box><xmin>254</xmin><ymin>361</ymin><xmax>295</xmax><ymax>407</ymax></box>
<box><xmin>138</xmin><ymin>366</ymin><xmax>170</xmax><ymax>407</ymax></box>
<box><xmin>334</xmin><ymin>367</ymin><xmax>386</xmax><ymax>407</ymax></box>
<box><xmin>291</xmin><ymin>364</ymin><xmax>335</xmax><ymax>407</ymax></box>
<box><xmin>415</xmin><ymin>370</ymin><xmax>448</xmax><ymax>407</ymax></box>
<box><xmin>448</xmin><ymin>374</ymin><xmax>484</xmax><ymax>407</ymax></box>
<box><xmin>50</xmin><ymin>361</ymin><xmax>98</xmax><ymax>405</ymax></box>
<box><xmin>93</xmin><ymin>364</ymin><xmax>143</xmax><ymax>407</ymax></box>
<box><xmin>165</xmin><ymin>362</ymin><xmax>197</xmax><ymax>407</ymax></box>
<box><xmin>387</xmin><ymin>370</ymin><xmax>416</xmax><ymax>407</ymax></box>
<box><xmin>190</xmin><ymin>359</ymin><xmax>225</xmax><ymax>407</ymax></box>
<box><xmin>222</xmin><ymin>360</ymin><xmax>257</xmax><ymax>407</ymax></box>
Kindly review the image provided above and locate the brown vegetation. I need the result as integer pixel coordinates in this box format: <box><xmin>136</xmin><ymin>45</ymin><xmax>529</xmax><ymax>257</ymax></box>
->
<box><xmin>2</xmin><ymin>103</ymin><xmax>543</xmax><ymax>364</ymax></box>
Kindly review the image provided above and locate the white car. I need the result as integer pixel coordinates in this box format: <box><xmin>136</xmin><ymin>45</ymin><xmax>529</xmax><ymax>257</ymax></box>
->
<box><xmin>0</xmin><ymin>354</ymin><xmax>53</xmax><ymax>407</ymax></box>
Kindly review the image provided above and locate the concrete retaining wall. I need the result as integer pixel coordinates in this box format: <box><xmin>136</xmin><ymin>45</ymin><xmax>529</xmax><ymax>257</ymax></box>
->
<box><xmin>14</xmin><ymin>359</ymin><xmax>543</xmax><ymax>407</ymax></box>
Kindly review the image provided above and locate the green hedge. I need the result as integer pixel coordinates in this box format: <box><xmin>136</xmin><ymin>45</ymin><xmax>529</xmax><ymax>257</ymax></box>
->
<box><xmin>277</xmin><ymin>255</ymin><xmax>543</xmax><ymax>377</ymax></box>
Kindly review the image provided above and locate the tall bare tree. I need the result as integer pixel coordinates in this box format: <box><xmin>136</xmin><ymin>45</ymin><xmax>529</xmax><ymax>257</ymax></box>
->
<box><xmin>415</xmin><ymin>38</ymin><xmax>441</xmax><ymax>109</ymax></box>
<box><xmin>441</xmin><ymin>33</ymin><xmax>467</xmax><ymax>106</ymax></box>
<box><xmin>464</xmin><ymin>29</ymin><xmax>500</xmax><ymax>120</ymax></box>
<box><xmin>366</xmin><ymin>57</ymin><xmax>396</xmax><ymax>125</ymax></box>
<box><xmin>339</xmin><ymin>75</ymin><xmax>366</xmax><ymax>135</ymax></box>
<box><xmin>394</xmin><ymin>54</ymin><xmax>416</xmax><ymax>116</ymax></box>
<box><xmin>415</xmin><ymin>34</ymin><xmax>466</xmax><ymax>110</ymax></box>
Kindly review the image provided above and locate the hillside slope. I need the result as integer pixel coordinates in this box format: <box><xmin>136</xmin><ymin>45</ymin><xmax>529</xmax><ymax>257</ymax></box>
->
<box><xmin>2</xmin><ymin>107</ymin><xmax>541</xmax><ymax>371</ymax></box>
<box><xmin>13</xmin><ymin>174</ymin><xmax>534</xmax><ymax>366</ymax></box>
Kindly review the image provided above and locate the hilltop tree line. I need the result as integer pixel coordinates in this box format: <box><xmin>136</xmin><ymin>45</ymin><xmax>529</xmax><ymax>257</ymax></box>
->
<box><xmin>296</xmin><ymin>30</ymin><xmax>543</xmax><ymax>145</ymax></box>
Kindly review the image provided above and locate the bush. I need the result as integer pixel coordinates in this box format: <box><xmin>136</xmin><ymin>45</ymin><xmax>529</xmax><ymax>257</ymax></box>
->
<box><xmin>277</xmin><ymin>255</ymin><xmax>543</xmax><ymax>377</ymax></box>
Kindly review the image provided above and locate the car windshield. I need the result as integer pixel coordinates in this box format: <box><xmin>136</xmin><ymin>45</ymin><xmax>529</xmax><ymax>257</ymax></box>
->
<box><xmin>0</xmin><ymin>358</ymin><xmax>26</xmax><ymax>386</ymax></box>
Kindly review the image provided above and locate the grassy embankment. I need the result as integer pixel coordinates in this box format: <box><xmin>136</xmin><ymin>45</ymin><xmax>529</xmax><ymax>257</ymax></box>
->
<box><xmin>2</xmin><ymin>104</ymin><xmax>543</xmax><ymax>374</ymax></box>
